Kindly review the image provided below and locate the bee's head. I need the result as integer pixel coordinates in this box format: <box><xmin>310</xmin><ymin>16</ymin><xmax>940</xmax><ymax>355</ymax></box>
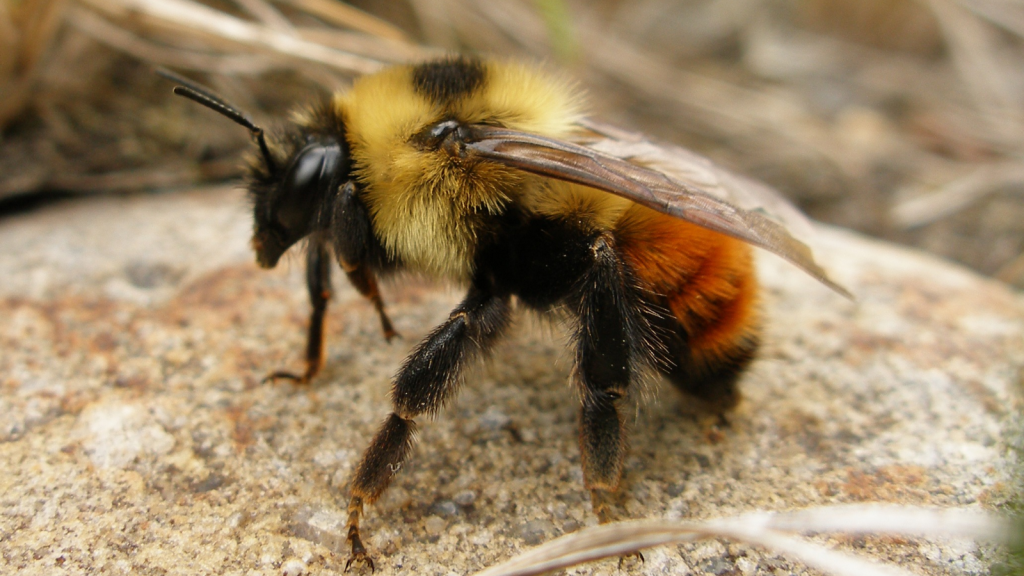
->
<box><xmin>248</xmin><ymin>126</ymin><xmax>349</xmax><ymax>268</ymax></box>
<box><xmin>161</xmin><ymin>70</ymin><xmax>350</xmax><ymax>268</ymax></box>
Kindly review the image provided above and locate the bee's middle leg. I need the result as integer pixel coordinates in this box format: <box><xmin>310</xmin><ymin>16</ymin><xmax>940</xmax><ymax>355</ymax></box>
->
<box><xmin>342</xmin><ymin>264</ymin><xmax>397</xmax><ymax>342</ymax></box>
<box><xmin>344</xmin><ymin>287</ymin><xmax>511</xmax><ymax>571</ymax></box>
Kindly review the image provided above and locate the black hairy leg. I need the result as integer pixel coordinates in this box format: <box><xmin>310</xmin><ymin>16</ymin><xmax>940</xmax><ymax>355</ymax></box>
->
<box><xmin>568</xmin><ymin>234</ymin><xmax>658</xmax><ymax>524</ymax></box>
<box><xmin>264</xmin><ymin>236</ymin><xmax>332</xmax><ymax>384</ymax></box>
<box><xmin>344</xmin><ymin>286</ymin><xmax>512</xmax><ymax>571</ymax></box>
<box><xmin>480</xmin><ymin>214</ymin><xmax>658</xmax><ymax>525</ymax></box>
<box><xmin>266</xmin><ymin>182</ymin><xmax>398</xmax><ymax>386</ymax></box>
<box><xmin>332</xmin><ymin>181</ymin><xmax>398</xmax><ymax>342</ymax></box>
<box><xmin>341</xmin><ymin>263</ymin><xmax>398</xmax><ymax>342</ymax></box>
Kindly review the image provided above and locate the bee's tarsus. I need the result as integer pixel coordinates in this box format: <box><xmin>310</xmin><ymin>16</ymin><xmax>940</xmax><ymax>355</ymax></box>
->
<box><xmin>262</xmin><ymin>370</ymin><xmax>310</xmax><ymax>385</ymax></box>
<box><xmin>618</xmin><ymin>550</ymin><xmax>645</xmax><ymax>569</ymax></box>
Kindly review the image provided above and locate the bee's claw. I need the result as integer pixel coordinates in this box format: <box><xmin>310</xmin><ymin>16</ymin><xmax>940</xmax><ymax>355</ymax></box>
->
<box><xmin>380</xmin><ymin>313</ymin><xmax>399</xmax><ymax>343</ymax></box>
<box><xmin>262</xmin><ymin>370</ymin><xmax>310</xmax><ymax>385</ymax></box>
<box><xmin>344</xmin><ymin>552</ymin><xmax>375</xmax><ymax>573</ymax></box>
<box><xmin>346</xmin><ymin>525</ymin><xmax>375</xmax><ymax>573</ymax></box>
<box><xmin>617</xmin><ymin>550</ymin><xmax>644</xmax><ymax>570</ymax></box>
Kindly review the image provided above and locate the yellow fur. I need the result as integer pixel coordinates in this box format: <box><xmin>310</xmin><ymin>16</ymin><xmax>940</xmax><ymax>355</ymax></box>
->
<box><xmin>523</xmin><ymin>181</ymin><xmax>634</xmax><ymax>232</ymax></box>
<box><xmin>467</xmin><ymin>61</ymin><xmax>584</xmax><ymax>136</ymax></box>
<box><xmin>334</xmin><ymin>60</ymin><xmax>588</xmax><ymax>280</ymax></box>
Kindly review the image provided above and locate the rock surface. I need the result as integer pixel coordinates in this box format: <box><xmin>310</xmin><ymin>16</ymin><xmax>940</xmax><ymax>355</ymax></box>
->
<box><xmin>0</xmin><ymin>187</ymin><xmax>1021</xmax><ymax>576</ymax></box>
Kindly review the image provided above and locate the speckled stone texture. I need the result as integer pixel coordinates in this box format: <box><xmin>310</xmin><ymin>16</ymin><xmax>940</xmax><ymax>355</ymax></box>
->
<box><xmin>1</xmin><ymin>187</ymin><xmax>1021</xmax><ymax>576</ymax></box>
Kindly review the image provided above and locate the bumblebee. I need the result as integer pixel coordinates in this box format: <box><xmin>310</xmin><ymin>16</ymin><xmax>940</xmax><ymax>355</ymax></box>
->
<box><xmin>163</xmin><ymin>57</ymin><xmax>847</xmax><ymax>570</ymax></box>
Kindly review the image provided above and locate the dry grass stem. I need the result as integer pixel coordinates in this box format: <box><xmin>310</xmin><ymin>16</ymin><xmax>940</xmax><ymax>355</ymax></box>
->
<box><xmin>468</xmin><ymin>1</ymin><xmax>862</xmax><ymax>187</ymax></box>
<box><xmin>0</xmin><ymin>161</ymin><xmax>238</xmax><ymax>198</ymax></box>
<box><xmin>891</xmin><ymin>162</ymin><xmax>1024</xmax><ymax>228</ymax></box>
<box><xmin>954</xmin><ymin>0</ymin><xmax>1024</xmax><ymax>38</ymax></box>
<box><xmin>926</xmin><ymin>0</ymin><xmax>1023</xmax><ymax>147</ymax></box>
<box><xmin>297</xmin><ymin>28</ymin><xmax>428</xmax><ymax>64</ymax></box>
<box><xmin>77</xmin><ymin>0</ymin><xmax>384</xmax><ymax>74</ymax></box>
<box><xmin>67</xmin><ymin>6</ymin><xmax>276</xmax><ymax>74</ymax></box>
<box><xmin>995</xmin><ymin>251</ymin><xmax>1024</xmax><ymax>285</ymax></box>
<box><xmin>409</xmin><ymin>0</ymin><xmax>461</xmax><ymax>50</ymax></box>
<box><xmin>0</xmin><ymin>3</ymin><xmax>1021</xmax><ymax>574</ymax></box>
<box><xmin>233</xmin><ymin>0</ymin><xmax>295</xmax><ymax>33</ymax></box>
<box><xmin>0</xmin><ymin>0</ymin><xmax>65</xmax><ymax>127</ymax></box>
<box><xmin>472</xmin><ymin>506</ymin><xmax>1015</xmax><ymax>576</ymax></box>
<box><xmin>279</xmin><ymin>0</ymin><xmax>408</xmax><ymax>42</ymax></box>
<box><xmin>17</xmin><ymin>0</ymin><xmax>67</xmax><ymax>77</ymax></box>
<box><xmin>0</xmin><ymin>1</ymin><xmax>18</xmax><ymax>80</ymax></box>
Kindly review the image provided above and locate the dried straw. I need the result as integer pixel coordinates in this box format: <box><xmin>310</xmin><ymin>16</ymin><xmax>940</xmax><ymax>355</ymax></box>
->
<box><xmin>77</xmin><ymin>0</ymin><xmax>386</xmax><ymax>74</ymax></box>
<box><xmin>473</xmin><ymin>505</ymin><xmax>1017</xmax><ymax>576</ymax></box>
<box><xmin>0</xmin><ymin>0</ymin><xmax>65</xmax><ymax>127</ymax></box>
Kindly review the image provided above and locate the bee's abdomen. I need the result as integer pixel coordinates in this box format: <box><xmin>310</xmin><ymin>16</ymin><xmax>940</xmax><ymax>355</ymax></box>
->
<box><xmin>615</xmin><ymin>209</ymin><xmax>760</xmax><ymax>409</ymax></box>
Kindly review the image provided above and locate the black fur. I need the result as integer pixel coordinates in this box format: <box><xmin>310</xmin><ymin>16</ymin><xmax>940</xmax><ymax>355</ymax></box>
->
<box><xmin>349</xmin><ymin>288</ymin><xmax>511</xmax><ymax>508</ymax></box>
<box><xmin>330</xmin><ymin>181</ymin><xmax>397</xmax><ymax>341</ymax></box>
<box><xmin>247</xmin><ymin>100</ymin><xmax>352</xmax><ymax>268</ymax></box>
<box><xmin>579</xmin><ymin>392</ymin><xmax>624</xmax><ymax>489</ymax></box>
<box><xmin>351</xmin><ymin>413</ymin><xmax>416</xmax><ymax>503</ymax></box>
<box><xmin>562</xmin><ymin>233</ymin><xmax>656</xmax><ymax>507</ymax></box>
<box><xmin>484</xmin><ymin>212</ymin><xmax>600</xmax><ymax>309</ymax></box>
<box><xmin>168</xmin><ymin>61</ymin><xmax>758</xmax><ymax>570</ymax></box>
<box><xmin>661</xmin><ymin>327</ymin><xmax>760</xmax><ymax>410</ymax></box>
<box><xmin>249</xmin><ymin>136</ymin><xmax>346</xmax><ymax>268</ymax></box>
<box><xmin>331</xmin><ymin>181</ymin><xmax>394</xmax><ymax>271</ymax></box>
<box><xmin>390</xmin><ymin>288</ymin><xmax>512</xmax><ymax>418</ymax></box>
<box><xmin>570</xmin><ymin>236</ymin><xmax>647</xmax><ymax>393</ymax></box>
<box><xmin>411</xmin><ymin>57</ymin><xmax>486</xmax><ymax>106</ymax></box>
<box><xmin>262</xmin><ymin>237</ymin><xmax>332</xmax><ymax>384</ymax></box>
<box><xmin>304</xmin><ymin>238</ymin><xmax>332</xmax><ymax>372</ymax></box>
<box><xmin>344</xmin><ymin>212</ymin><xmax>668</xmax><ymax>557</ymax></box>
<box><xmin>265</xmin><ymin>180</ymin><xmax>397</xmax><ymax>382</ymax></box>
<box><xmin>342</xmin><ymin>264</ymin><xmax>397</xmax><ymax>341</ymax></box>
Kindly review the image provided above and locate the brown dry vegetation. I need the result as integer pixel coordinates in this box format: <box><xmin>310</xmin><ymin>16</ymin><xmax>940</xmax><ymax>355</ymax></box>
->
<box><xmin>1</xmin><ymin>0</ymin><xmax>1023</xmax><ymax>287</ymax></box>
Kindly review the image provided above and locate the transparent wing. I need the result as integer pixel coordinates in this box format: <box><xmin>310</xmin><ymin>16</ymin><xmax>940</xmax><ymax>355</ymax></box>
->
<box><xmin>461</xmin><ymin>122</ymin><xmax>851</xmax><ymax>298</ymax></box>
<box><xmin>574</xmin><ymin>118</ymin><xmax>817</xmax><ymax>243</ymax></box>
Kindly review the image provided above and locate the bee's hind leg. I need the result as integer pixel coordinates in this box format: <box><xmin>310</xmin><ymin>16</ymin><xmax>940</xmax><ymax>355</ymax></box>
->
<box><xmin>568</xmin><ymin>237</ymin><xmax>651</xmax><ymax>516</ymax></box>
<box><xmin>570</xmin><ymin>234</ymin><xmax>656</xmax><ymax>564</ymax></box>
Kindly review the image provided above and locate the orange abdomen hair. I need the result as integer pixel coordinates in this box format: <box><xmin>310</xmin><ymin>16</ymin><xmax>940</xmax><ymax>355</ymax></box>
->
<box><xmin>615</xmin><ymin>207</ymin><xmax>760</xmax><ymax>403</ymax></box>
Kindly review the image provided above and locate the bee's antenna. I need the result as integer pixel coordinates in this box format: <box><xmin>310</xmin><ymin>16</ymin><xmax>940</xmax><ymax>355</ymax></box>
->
<box><xmin>156</xmin><ymin>68</ymin><xmax>277</xmax><ymax>175</ymax></box>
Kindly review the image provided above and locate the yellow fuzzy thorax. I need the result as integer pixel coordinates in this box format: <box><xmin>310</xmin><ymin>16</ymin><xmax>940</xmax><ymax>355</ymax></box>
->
<box><xmin>334</xmin><ymin>59</ymin><xmax>584</xmax><ymax>280</ymax></box>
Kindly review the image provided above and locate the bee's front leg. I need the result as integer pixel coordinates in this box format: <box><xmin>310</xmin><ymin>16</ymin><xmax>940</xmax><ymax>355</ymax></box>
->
<box><xmin>264</xmin><ymin>237</ymin><xmax>332</xmax><ymax>384</ymax></box>
<box><xmin>344</xmin><ymin>286</ymin><xmax>511</xmax><ymax>572</ymax></box>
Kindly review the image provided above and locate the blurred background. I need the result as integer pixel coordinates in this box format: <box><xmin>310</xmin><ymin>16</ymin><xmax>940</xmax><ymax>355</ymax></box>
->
<box><xmin>2</xmin><ymin>0</ymin><xmax>1023</xmax><ymax>287</ymax></box>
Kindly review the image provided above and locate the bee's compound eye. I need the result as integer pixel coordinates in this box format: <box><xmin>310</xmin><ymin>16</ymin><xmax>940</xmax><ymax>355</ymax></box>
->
<box><xmin>284</xmin><ymin>144</ymin><xmax>341</xmax><ymax>199</ymax></box>
<box><xmin>274</xmin><ymin>142</ymin><xmax>344</xmax><ymax>232</ymax></box>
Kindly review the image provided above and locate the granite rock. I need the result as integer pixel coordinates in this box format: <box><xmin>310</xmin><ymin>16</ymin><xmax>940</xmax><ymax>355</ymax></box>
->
<box><xmin>0</xmin><ymin>187</ymin><xmax>1021</xmax><ymax>575</ymax></box>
